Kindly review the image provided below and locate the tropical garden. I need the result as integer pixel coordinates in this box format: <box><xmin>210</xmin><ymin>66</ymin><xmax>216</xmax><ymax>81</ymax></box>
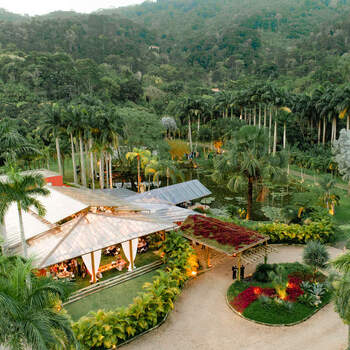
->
<box><xmin>2</xmin><ymin>0</ymin><xmax>350</xmax><ymax>348</ymax></box>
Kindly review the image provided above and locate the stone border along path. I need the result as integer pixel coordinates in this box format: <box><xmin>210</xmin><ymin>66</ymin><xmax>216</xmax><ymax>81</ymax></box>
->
<box><xmin>123</xmin><ymin>245</ymin><xmax>347</xmax><ymax>350</ymax></box>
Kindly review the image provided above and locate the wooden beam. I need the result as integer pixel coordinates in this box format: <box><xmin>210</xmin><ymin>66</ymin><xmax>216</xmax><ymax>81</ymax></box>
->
<box><xmin>91</xmin><ymin>251</ymin><xmax>96</xmax><ymax>284</ymax></box>
<box><xmin>206</xmin><ymin>246</ymin><xmax>211</xmax><ymax>268</ymax></box>
<box><xmin>237</xmin><ymin>253</ymin><xmax>242</xmax><ymax>281</ymax></box>
<box><xmin>129</xmin><ymin>240</ymin><xmax>134</xmax><ymax>270</ymax></box>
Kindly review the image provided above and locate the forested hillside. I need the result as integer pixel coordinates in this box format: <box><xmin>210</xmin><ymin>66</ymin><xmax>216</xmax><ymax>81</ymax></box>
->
<box><xmin>2</xmin><ymin>0</ymin><xmax>350</xmax><ymax>173</ymax></box>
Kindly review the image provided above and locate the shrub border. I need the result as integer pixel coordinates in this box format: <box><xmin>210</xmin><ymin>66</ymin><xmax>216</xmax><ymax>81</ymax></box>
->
<box><xmin>115</xmin><ymin>312</ymin><xmax>169</xmax><ymax>348</ymax></box>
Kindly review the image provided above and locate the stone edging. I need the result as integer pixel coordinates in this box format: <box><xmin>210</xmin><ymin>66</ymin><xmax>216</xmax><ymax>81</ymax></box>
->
<box><xmin>225</xmin><ymin>288</ymin><xmax>330</xmax><ymax>327</ymax></box>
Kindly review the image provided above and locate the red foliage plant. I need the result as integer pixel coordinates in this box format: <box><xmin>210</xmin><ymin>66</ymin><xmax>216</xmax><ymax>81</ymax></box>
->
<box><xmin>181</xmin><ymin>215</ymin><xmax>266</xmax><ymax>250</ymax></box>
<box><xmin>231</xmin><ymin>286</ymin><xmax>275</xmax><ymax>313</ymax></box>
<box><xmin>286</xmin><ymin>275</ymin><xmax>304</xmax><ymax>302</ymax></box>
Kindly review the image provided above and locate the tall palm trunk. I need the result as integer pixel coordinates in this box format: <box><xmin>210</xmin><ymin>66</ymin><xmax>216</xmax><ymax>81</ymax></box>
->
<box><xmin>244</xmin><ymin>107</ymin><xmax>247</xmax><ymax>122</ymax></box>
<box><xmin>273</xmin><ymin>118</ymin><xmax>277</xmax><ymax>155</ymax></box>
<box><xmin>17</xmin><ymin>202</ymin><xmax>27</xmax><ymax>258</ymax></box>
<box><xmin>89</xmin><ymin>138</ymin><xmax>94</xmax><ymax>190</ymax></box>
<box><xmin>79</xmin><ymin>133</ymin><xmax>87</xmax><ymax>187</ymax></box>
<box><xmin>323</xmin><ymin>117</ymin><xmax>326</xmax><ymax>145</ymax></box>
<box><xmin>99</xmin><ymin>152</ymin><xmax>104</xmax><ymax>190</ymax></box>
<box><xmin>137</xmin><ymin>155</ymin><xmax>141</xmax><ymax>193</ymax></box>
<box><xmin>109</xmin><ymin>154</ymin><xmax>113</xmax><ymax>189</ymax></box>
<box><xmin>317</xmin><ymin>120</ymin><xmax>321</xmax><ymax>144</ymax></box>
<box><xmin>283</xmin><ymin>122</ymin><xmax>287</xmax><ymax>149</ymax></box>
<box><xmin>0</xmin><ymin>219</ymin><xmax>7</xmax><ymax>255</ymax></box>
<box><xmin>188</xmin><ymin>117</ymin><xmax>193</xmax><ymax>152</ymax></box>
<box><xmin>70</xmin><ymin>133</ymin><xmax>78</xmax><ymax>184</ymax></box>
<box><xmin>258</xmin><ymin>105</ymin><xmax>261</xmax><ymax>128</ymax></box>
<box><xmin>246</xmin><ymin>176</ymin><xmax>253</xmax><ymax>220</ymax></box>
<box><xmin>264</xmin><ymin>105</ymin><xmax>267</xmax><ymax>128</ymax></box>
<box><xmin>268</xmin><ymin>107</ymin><xmax>272</xmax><ymax>153</ymax></box>
<box><xmin>240</xmin><ymin>107</ymin><xmax>243</xmax><ymax>120</ymax></box>
<box><xmin>105</xmin><ymin>155</ymin><xmax>109</xmax><ymax>188</ymax></box>
<box><xmin>332</xmin><ymin>117</ymin><xmax>337</xmax><ymax>142</ymax></box>
<box><xmin>253</xmin><ymin>107</ymin><xmax>256</xmax><ymax>126</ymax></box>
<box><xmin>55</xmin><ymin>136</ymin><xmax>63</xmax><ymax>176</ymax></box>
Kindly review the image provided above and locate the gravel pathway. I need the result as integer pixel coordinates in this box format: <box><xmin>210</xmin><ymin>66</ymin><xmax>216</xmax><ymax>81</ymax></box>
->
<box><xmin>124</xmin><ymin>245</ymin><xmax>347</xmax><ymax>350</ymax></box>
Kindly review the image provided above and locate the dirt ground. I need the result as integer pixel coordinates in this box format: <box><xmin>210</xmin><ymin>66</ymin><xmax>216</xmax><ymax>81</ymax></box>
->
<box><xmin>124</xmin><ymin>245</ymin><xmax>347</xmax><ymax>350</ymax></box>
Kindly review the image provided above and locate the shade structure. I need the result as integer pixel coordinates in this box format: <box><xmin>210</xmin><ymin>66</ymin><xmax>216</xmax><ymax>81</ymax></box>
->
<box><xmin>52</xmin><ymin>186</ymin><xmax>143</xmax><ymax>211</ymax></box>
<box><xmin>125</xmin><ymin>180</ymin><xmax>211</xmax><ymax>205</ymax></box>
<box><xmin>27</xmin><ymin>212</ymin><xmax>175</xmax><ymax>268</ymax></box>
<box><xmin>180</xmin><ymin>215</ymin><xmax>269</xmax><ymax>255</ymax></box>
<box><xmin>3</xmin><ymin>203</ymin><xmax>52</xmax><ymax>248</ymax></box>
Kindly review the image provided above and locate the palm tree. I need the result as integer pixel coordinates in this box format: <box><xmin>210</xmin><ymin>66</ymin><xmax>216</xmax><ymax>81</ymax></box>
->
<box><xmin>126</xmin><ymin>148</ymin><xmax>152</xmax><ymax>192</ymax></box>
<box><xmin>0</xmin><ymin>119</ymin><xmax>37</xmax><ymax>163</ymax></box>
<box><xmin>0</xmin><ymin>255</ymin><xmax>77</xmax><ymax>349</ymax></box>
<box><xmin>212</xmin><ymin>125</ymin><xmax>287</xmax><ymax>220</ymax></box>
<box><xmin>148</xmin><ymin>159</ymin><xmax>184</xmax><ymax>187</ymax></box>
<box><xmin>39</xmin><ymin>103</ymin><xmax>65</xmax><ymax>176</ymax></box>
<box><xmin>0</xmin><ymin>166</ymin><xmax>49</xmax><ymax>257</ymax></box>
<box><xmin>331</xmin><ymin>252</ymin><xmax>350</xmax><ymax>349</ymax></box>
<box><xmin>64</xmin><ymin>105</ymin><xmax>79</xmax><ymax>184</ymax></box>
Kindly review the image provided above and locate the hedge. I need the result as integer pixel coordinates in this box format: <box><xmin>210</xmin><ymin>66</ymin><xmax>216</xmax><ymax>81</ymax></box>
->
<box><xmin>258</xmin><ymin>219</ymin><xmax>335</xmax><ymax>244</ymax></box>
<box><xmin>72</xmin><ymin>232</ymin><xmax>197</xmax><ymax>349</ymax></box>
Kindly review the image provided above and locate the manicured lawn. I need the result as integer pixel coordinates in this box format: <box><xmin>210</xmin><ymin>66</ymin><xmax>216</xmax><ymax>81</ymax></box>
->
<box><xmin>227</xmin><ymin>263</ymin><xmax>331</xmax><ymax>325</ymax></box>
<box><xmin>66</xmin><ymin>268</ymin><xmax>162</xmax><ymax>321</ymax></box>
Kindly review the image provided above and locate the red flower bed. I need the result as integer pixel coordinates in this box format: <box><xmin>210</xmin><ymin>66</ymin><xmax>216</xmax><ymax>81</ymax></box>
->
<box><xmin>286</xmin><ymin>275</ymin><xmax>304</xmax><ymax>302</ymax></box>
<box><xmin>181</xmin><ymin>215</ymin><xmax>266</xmax><ymax>250</ymax></box>
<box><xmin>231</xmin><ymin>286</ymin><xmax>276</xmax><ymax>313</ymax></box>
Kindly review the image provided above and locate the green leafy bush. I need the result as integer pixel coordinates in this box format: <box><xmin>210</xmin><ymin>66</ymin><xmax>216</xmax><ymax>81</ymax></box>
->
<box><xmin>258</xmin><ymin>218</ymin><xmax>335</xmax><ymax>244</ymax></box>
<box><xmin>72</xmin><ymin>232</ymin><xmax>195</xmax><ymax>349</ymax></box>
<box><xmin>252</xmin><ymin>263</ymin><xmax>278</xmax><ymax>283</ymax></box>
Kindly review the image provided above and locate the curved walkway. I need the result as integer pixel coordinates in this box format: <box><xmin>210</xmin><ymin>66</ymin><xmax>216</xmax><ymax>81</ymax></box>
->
<box><xmin>124</xmin><ymin>245</ymin><xmax>347</xmax><ymax>350</ymax></box>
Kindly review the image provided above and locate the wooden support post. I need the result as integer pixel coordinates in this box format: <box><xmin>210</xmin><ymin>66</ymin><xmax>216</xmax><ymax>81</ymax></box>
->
<box><xmin>91</xmin><ymin>251</ymin><xmax>96</xmax><ymax>284</ymax></box>
<box><xmin>264</xmin><ymin>241</ymin><xmax>268</xmax><ymax>264</ymax></box>
<box><xmin>129</xmin><ymin>240</ymin><xmax>134</xmax><ymax>270</ymax></box>
<box><xmin>237</xmin><ymin>253</ymin><xmax>242</xmax><ymax>281</ymax></box>
<box><xmin>206</xmin><ymin>246</ymin><xmax>211</xmax><ymax>268</ymax></box>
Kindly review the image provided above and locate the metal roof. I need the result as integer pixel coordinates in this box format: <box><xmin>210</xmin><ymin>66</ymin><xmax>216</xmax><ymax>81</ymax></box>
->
<box><xmin>126</xmin><ymin>180</ymin><xmax>211</xmax><ymax>205</ymax></box>
<box><xmin>101</xmin><ymin>188</ymin><xmax>136</xmax><ymax>199</ymax></box>
<box><xmin>28</xmin><ymin>212</ymin><xmax>175</xmax><ymax>268</ymax></box>
<box><xmin>52</xmin><ymin>186</ymin><xmax>143</xmax><ymax>211</ymax></box>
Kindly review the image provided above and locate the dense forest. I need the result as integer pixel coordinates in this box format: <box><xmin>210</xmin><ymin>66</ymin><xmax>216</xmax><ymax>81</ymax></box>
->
<box><xmin>1</xmin><ymin>0</ymin><xmax>350</xmax><ymax>177</ymax></box>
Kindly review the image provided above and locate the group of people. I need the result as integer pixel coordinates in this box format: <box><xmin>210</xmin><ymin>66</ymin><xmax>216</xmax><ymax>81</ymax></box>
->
<box><xmin>49</xmin><ymin>258</ymin><xmax>87</xmax><ymax>280</ymax></box>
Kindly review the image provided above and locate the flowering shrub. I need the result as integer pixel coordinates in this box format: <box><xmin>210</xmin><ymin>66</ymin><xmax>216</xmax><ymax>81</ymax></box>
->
<box><xmin>258</xmin><ymin>219</ymin><xmax>335</xmax><ymax>244</ymax></box>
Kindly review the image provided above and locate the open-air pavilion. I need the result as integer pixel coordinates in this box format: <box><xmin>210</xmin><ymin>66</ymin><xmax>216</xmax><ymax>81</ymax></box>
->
<box><xmin>180</xmin><ymin>215</ymin><xmax>275</xmax><ymax>280</ymax></box>
<box><xmin>3</xmin><ymin>175</ymin><xmax>211</xmax><ymax>285</ymax></box>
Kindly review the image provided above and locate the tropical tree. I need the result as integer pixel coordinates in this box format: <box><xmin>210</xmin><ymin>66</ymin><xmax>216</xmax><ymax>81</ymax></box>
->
<box><xmin>126</xmin><ymin>148</ymin><xmax>152</xmax><ymax>192</ymax></box>
<box><xmin>331</xmin><ymin>252</ymin><xmax>350</xmax><ymax>349</ymax></box>
<box><xmin>303</xmin><ymin>241</ymin><xmax>329</xmax><ymax>280</ymax></box>
<box><xmin>0</xmin><ymin>255</ymin><xmax>77</xmax><ymax>350</ymax></box>
<box><xmin>148</xmin><ymin>159</ymin><xmax>184</xmax><ymax>187</ymax></box>
<box><xmin>38</xmin><ymin>102</ymin><xmax>65</xmax><ymax>176</ymax></box>
<box><xmin>212</xmin><ymin>125</ymin><xmax>287</xmax><ymax>220</ymax></box>
<box><xmin>0</xmin><ymin>119</ymin><xmax>36</xmax><ymax>163</ymax></box>
<box><xmin>0</xmin><ymin>166</ymin><xmax>49</xmax><ymax>257</ymax></box>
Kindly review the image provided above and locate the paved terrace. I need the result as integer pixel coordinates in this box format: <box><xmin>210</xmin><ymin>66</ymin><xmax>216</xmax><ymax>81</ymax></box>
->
<box><xmin>124</xmin><ymin>245</ymin><xmax>347</xmax><ymax>350</ymax></box>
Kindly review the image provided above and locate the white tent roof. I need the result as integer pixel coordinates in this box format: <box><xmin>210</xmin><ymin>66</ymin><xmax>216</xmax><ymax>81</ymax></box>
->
<box><xmin>126</xmin><ymin>180</ymin><xmax>211</xmax><ymax>205</ymax></box>
<box><xmin>28</xmin><ymin>213</ymin><xmax>175</xmax><ymax>268</ymax></box>
<box><xmin>32</xmin><ymin>187</ymin><xmax>88</xmax><ymax>223</ymax></box>
<box><xmin>4</xmin><ymin>204</ymin><xmax>51</xmax><ymax>248</ymax></box>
